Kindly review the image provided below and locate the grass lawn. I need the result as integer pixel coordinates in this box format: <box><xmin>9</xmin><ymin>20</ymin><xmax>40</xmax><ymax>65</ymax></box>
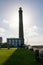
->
<box><xmin>0</xmin><ymin>48</ymin><xmax>40</xmax><ymax>65</ymax></box>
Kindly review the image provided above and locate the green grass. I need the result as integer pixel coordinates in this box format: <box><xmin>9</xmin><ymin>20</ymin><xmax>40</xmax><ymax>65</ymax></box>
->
<box><xmin>0</xmin><ymin>48</ymin><xmax>40</xmax><ymax>65</ymax></box>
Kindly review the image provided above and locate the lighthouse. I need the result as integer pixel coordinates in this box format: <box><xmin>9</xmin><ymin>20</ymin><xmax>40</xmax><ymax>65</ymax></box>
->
<box><xmin>19</xmin><ymin>7</ymin><xmax>24</xmax><ymax>45</ymax></box>
<box><xmin>19</xmin><ymin>7</ymin><xmax>24</xmax><ymax>39</ymax></box>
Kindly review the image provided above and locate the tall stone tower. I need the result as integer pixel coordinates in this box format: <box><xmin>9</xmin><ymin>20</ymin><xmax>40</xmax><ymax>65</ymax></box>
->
<box><xmin>19</xmin><ymin>7</ymin><xmax>24</xmax><ymax>45</ymax></box>
<box><xmin>19</xmin><ymin>7</ymin><xmax>24</xmax><ymax>38</ymax></box>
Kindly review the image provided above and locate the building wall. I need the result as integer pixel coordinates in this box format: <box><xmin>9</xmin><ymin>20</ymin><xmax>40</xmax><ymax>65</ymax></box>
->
<box><xmin>7</xmin><ymin>38</ymin><xmax>24</xmax><ymax>47</ymax></box>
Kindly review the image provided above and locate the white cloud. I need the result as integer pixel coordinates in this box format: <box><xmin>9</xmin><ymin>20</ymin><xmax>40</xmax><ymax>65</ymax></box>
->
<box><xmin>3</xmin><ymin>19</ymin><xmax>9</xmax><ymax>24</ymax></box>
<box><xmin>3</xmin><ymin>17</ymin><xmax>18</xmax><ymax>29</ymax></box>
<box><xmin>28</xmin><ymin>25</ymin><xmax>38</xmax><ymax>36</ymax></box>
<box><xmin>0</xmin><ymin>28</ymin><xmax>5</xmax><ymax>34</ymax></box>
<box><xmin>0</xmin><ymin>28</ymin><xmax>6</xmax><ymax>42</ymax></box>
<box><xmin>32</xmin><ymin>25</ymin><xmax>38</xmax><ymax>30</ymax></box>
<box><xmin>28</xmin><ymin>35</ymin><xmax>43</xmax><ymax>45</ymax></box>
<box><xmin>9</xmin><ymin>21</ymin><xmax>18</xmax><ymax>29</ymax></box>
<box><xmin>24</xmin><ymin>25</ymin><xmax>38</xmax><ymax>38</ymax></box>
<box><xmin>24</xmin><ymin>25</ymin><xmax>39</xmax><ymax>45</ymax></box>
<box><xmin>8</xmin><ymin>34</ymin><xmax>15</xmax><ymax>38</ymax></box>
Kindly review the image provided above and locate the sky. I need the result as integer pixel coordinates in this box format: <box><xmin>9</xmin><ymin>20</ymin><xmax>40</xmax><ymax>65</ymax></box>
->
<box><xmin>0</xmin><ymin>0</ymin><xmax>43</xmax><ymax>45</ymax></box>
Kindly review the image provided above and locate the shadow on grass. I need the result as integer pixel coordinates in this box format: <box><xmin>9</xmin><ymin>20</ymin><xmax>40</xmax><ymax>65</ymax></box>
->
<box><xmin>2</xmin><ymin>48</ymin><xmax>40</xmax><ymax>65</ymax></box>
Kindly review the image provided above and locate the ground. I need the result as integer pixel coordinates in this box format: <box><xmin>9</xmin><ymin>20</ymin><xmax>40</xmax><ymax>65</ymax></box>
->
<box><xmin>0</xmin><ymin>48</ymin><xmax>40</xmax><ymax>65</ymax></box>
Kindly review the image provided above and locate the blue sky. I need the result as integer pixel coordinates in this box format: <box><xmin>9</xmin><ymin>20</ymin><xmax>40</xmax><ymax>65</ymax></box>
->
<box><xmin>0</xmin><ymin>0</ymin><xmax>43</xmax><ymax>45</ymax></box>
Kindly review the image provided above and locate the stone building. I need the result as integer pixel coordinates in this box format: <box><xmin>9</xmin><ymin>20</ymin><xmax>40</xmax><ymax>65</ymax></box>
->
<box><xmin>7</xmin><ymin>7</ymin><xmax>24</xmax><ymax>47</ymax></box>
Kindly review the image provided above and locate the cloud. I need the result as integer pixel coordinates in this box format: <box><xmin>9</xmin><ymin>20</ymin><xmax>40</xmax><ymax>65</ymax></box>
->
<box><xmin>28</xmin><ymin>25</ymin><xmax>38</xmax><ymax>36</ymax></box>
<box><xmin>0</xmin><ymin>27</ymin><xmax>5</xmax><ymax>34</ymax></box>
<box><xmin>3</xmin><ymin>17</ymin><xmax>18</xmax><ymax>29</ymax></box>
<box><xmin>9</xmin><ymin>21</ymin><xmax>18</xmax><ymax>29</ymax></box>
<box><xmin>29</xmin><ymin>35</ymin><xmax>43</xmax><ymax>45</ymax></box>
<box><xmin>24</xmin><ymin>25</ymin><xmax>39</xmax><ymax>45</ymax></box>
<box><xmin>3</xmin><ymin>19</ymin><xmax>9</xmax><ymax>24</ymax></box>
<box><xmin>24</xmin><ymin>25</ymin><xmax>38</xmax><ymax>38</ymax></box>
<box><xmin>0</xmin><ymin>27</ymin><xmax>5</xmax><ymax>40</ymax></box>
<box><xmin>8</xmin><ymin>34</ymin><xmax>15</xmax><ymax>38</ymax></box>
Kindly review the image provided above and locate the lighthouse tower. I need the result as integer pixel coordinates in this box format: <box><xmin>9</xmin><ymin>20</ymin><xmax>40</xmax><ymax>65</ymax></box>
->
<box><xmin>19</xmin><ymin>7</ymin><xmax>24</xmax><ymax>45</ymax></box>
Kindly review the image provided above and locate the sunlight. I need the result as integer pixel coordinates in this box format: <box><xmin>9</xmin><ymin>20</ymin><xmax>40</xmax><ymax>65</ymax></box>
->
<box><xmin>6</xmin><ymin>7</ymin><xmax>33</xmax><ymax>30</ymax></box>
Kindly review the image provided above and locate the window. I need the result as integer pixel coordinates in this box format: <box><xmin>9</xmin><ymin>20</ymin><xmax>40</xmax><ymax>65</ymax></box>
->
<box><xmin>12</xmin><ymin>40</ymin><xmax>14</xmax><ymax>45</ymax></box>
<box><xmin>15</xmin><ymin>40</ymin><xmax>17</xmax><ymax>46</ymax></box>
<box><xmin>9</xmin><ymin>40</ymin><xmax>11</xmax><ymax>44</ymax></box>
<box><xmin>19</xmin><ymin>40</ymin><xmax>21</xmax><ymax>46</ymax></box>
